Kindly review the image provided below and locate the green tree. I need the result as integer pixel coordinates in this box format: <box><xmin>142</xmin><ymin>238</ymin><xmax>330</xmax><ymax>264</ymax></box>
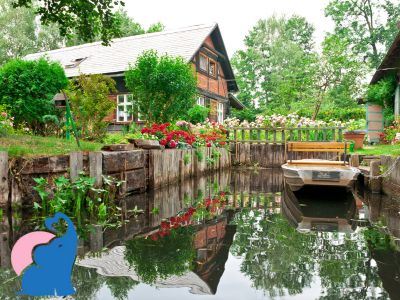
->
<box><xmin>12</xmin><ymin>0</ymin><xmax>125</xmax><ymax>45</ymax></box>
<box><xmin>66</xmin><ymin>74</ymin><xmax>116</xmax><ymax>140</ymax></box>
<box><xmin>0</xmin><ymin>0</ymin><xmax>65</xmax><ymax>65</ymax></box>
<box><xmin>65</xmin><ymin>9</ymin><xmax>164</xmax><ymax>46</ymax></box>
<box><xmin>325</xmin><ymin>0</ymin><xmax>400</xmax><ymax>68</ymax></box>
<box><xmin>232</xmin><ymin>15</ymin><xmax>316</xmax><ymax>111</ymax></box>
<box><xmin>0</xmin><ymin>58</ymin><xmax>68</xmax><ymax>132</ymax></box>
<box><xmin>311</xmin><ymin>34</ymin><xmax>365</xmax><ymax>119</ymax></box>
<box><xmin>125</xmin><ymin>50</ymin><xmax>197</xmax><ymax>124</ymax></box>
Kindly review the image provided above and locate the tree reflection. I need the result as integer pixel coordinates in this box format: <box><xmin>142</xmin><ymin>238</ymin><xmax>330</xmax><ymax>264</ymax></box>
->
<box><xmin>105</xmin><ymin>276</ymin><xmax>139</xmax><ymax>300</ymax></box>
<box><xmin>231</xmin><ymin>208</ymin><xmax>391</xmax><ymax>299</ymax></box>
<box><xmin>124</xmin><ymin>226</ymin><xmax>196</xmax><ymax>284</ymax></box>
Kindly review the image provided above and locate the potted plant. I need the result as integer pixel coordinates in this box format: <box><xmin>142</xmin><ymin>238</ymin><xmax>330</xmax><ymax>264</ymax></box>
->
<box><xmin>343</xmin><ymin>119</ymin><xmax>366</xmax><ymax>150</ymax></box>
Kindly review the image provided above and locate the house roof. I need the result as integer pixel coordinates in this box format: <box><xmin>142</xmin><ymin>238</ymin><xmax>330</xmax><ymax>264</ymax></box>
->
<box><xmin>370</xmin><ymin>31</ymin><xmax>400</xmax><ymax>84</ymax></box>
<box><xmin>25</xmin><ymin>23</ymin><xmax>238</xmax><ymax>91</ymax></box>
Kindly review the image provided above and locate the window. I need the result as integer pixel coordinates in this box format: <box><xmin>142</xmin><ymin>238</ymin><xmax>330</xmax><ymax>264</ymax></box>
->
<box><xmin>209</xmin><ymin>59</ymin><xmax>217</xmax><ymax>77</ymax></box>
<box><xmin>64</xmin><ymin>57</ymin><xmax>87</xmax><ymax>69</ymax></box>
<box><xmin>199</xmin><ymin>53</ymin><xmax>208</xmax><ymax>72</ymax></box>
<box><xmin>217</xmin><ymin>102</ymin><xmax>224</xmax><ymax>123</ymax></box>
<box><xmin>197</xmin><ymin>96</ymin><xmax>205</xmax><ymax>106</ymax></box>
<box><xmin>117</xmin><ymin>94</ymin><xmax>133</xmax><ymax>122</ymax></box>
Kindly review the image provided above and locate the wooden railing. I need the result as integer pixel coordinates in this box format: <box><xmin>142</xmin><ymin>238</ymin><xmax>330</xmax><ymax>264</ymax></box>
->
<box><xmin>226</xmin><ymin>126</ymin><xmax>345</xmax><ymax>144</ymax></box>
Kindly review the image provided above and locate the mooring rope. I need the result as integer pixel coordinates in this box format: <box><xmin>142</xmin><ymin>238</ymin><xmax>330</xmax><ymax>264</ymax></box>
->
<box><xmin>362</xmin><ymin>156</ymin><xmax>400</xmax><ymax>179</ymax></box>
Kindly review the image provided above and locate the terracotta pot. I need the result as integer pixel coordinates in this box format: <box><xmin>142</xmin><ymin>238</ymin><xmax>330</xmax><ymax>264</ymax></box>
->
<box><xmin>343</xmin><ymin>132</ymin><xmax>366</xmax><ymax>150</ymax></box>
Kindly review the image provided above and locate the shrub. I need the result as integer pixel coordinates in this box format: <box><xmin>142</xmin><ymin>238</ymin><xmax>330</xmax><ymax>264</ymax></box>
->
<box><xmin>231</xmin><ymin>107</ymin><xmax>259</xmax><ymax>122</ymax></box>
<box><xmin>66</xmin><ymin>74</ymin><xmax>116</xmax><ymax>140</ymax></box>
<box><xmin>0</xmin><ymin>58</ymin><xmax>68</xmax><ymax>133</ymax></box>
<box><xmin>125</xmin><ymin>50</ymin><xmax>197</xmax><ymax>124</ymax></box>
<box><xmin>187</xmin><ymin>105</ymin><xmax>209</xmax><ymax>124</ymax></box>
<box><xmin>367</xmin><ymin>75</ymin><xmax>397</xmax><ymax>107</ymax></box>
<box><xmin>0</xmin><ymin>105</ymin><xmax>13</xmax><ymax>137</ymax></box>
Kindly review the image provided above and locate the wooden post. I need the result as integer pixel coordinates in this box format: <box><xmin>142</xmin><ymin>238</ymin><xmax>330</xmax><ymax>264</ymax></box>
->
<box><xmin>0</xmin><ymin>152</ymin><xmax>8</xmax><ymax>207</ymax></box>
<box><xmin>179</xmin><ymin>159</ymin><xmax>184</xmax><ymax>184</ymax></box>
<box><xmin>89</xmin><ymin>225</ymin><xmax>103</xmax><ymax>252</ymax></box>
<box><xmin>0</xmin><ymin>232</ymin><xmax>11</xmax><ymax>268</ymax></box>
<box><xmin>89</xmin><ymin>152</ymin><xmax>103</xmax><ymax>187</ymax></box>
<box><xmin>370</xmin><ymin>160</ymin><xmax>382</xmax><ymax>194</ymax></box>
<box><xmin>350</xmin><ymin>154</ymin><xmax>360</xmax><ymax>167</ymax></box>
<box><xmin>70</xmin><ymin>151</ymin><xmax>83</xmax><ymax>181</ymax></box>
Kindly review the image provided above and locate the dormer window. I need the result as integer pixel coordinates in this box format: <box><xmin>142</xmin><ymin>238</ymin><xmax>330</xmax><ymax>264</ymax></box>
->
<box><xmin>65</xmin><ymin>57</ymin><xmax>87</xmax><ymax>69</ymax></box>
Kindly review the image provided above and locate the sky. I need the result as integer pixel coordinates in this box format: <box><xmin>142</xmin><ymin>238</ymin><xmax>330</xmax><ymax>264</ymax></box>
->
<box><xmin>123</xmin><ymin>0</ymin><xmax>335</xmax><ymax>57</ymax></box>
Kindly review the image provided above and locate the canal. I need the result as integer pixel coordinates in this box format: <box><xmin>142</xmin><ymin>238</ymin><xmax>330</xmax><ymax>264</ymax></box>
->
<box><xmin>1</xmin><ymin>169</ymin><xmax>400</xmax><ymax>299</ymax></box>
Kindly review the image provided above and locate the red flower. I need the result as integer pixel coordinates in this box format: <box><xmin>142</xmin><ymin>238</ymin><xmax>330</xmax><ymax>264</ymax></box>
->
<box><xmin>150</xmin><ymin>233</ymin><xmax>159</xmax><ymax>241</ymax></box>
<box><xmin>160</xmin><ymin>221</ymin><xmax>170</xmax><ymax>229</ymax></box>
<box><xmin>206</xmin><ymin>142</ymin><xmax>212</xmax><ymax>147</ymax></box>
<box><xmin>160</xmin><ymin>139</ymin><xmax>168</xmax><ymax>146</ymax></box>
<box><xmin>169</xmin><ymin>140</ymin><xmax>177</xmax><ymax>148</ymax></box>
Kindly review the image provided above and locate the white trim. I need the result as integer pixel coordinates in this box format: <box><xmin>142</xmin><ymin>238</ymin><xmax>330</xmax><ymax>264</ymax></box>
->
<box><xmin>217</xmin><ymin>102</ymin><xmax>224</xmax><ymax>123</ymax></box>
<box><xmin>116</xmin><ymin>94</ymin><xmax>133</xmax><ymax>122</ymax></box>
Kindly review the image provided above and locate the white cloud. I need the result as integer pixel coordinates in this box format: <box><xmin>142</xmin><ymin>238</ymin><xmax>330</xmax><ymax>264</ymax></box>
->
<box><xmin>123</xmin><ymin>0</ymin><xmax>334</xmax><ymax>56</ymax></box>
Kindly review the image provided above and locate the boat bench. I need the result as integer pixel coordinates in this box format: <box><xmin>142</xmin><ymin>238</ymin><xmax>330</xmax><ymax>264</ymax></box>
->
<box><xmin>286</xmin><ymin>142</ymin><xmax>349</xmax><ymax>165</ymax></box>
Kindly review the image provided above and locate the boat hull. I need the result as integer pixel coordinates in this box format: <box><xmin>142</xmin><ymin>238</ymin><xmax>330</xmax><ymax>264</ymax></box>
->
<box><xmin>282</xmin><ymin>160</ymin><xmax>360</xmax><ymax>192</ymax></box>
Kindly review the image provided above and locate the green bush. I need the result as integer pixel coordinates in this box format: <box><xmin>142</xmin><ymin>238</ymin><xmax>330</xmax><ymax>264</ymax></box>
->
<box><xmin>318</xmin><ymin>107</ymin><xmax>366</xmax><ymax>122</ymax></box>
<box><xmin>187</xmin><ymin>105</ymin><xmax>209</xmax><ymax>124</ymax></box>
<box><xmin>231</xmin><ymin>107</ymin><xmax>259</xmax><ymax>122</ymax></box>
<box><xmin>125</xmin><ymin>50</ymin><xmax>197</xmax><ymax>124</ymax></box>
<box><xmin>367</xmin><ymin>75</ymin><xmax>397</xmax><ymax>107</ymax></box>
<box><xmin>0</xmin><ymin>58</ymin><xmax>68</xmax><ymax>133</ymax></box>
<box><xmin>66</xmin><ymin>74</ymin><xmax>116</xmax><ymax>140</ymax></box>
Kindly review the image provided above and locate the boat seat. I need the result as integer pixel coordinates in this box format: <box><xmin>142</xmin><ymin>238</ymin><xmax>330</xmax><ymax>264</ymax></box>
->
<box><xmin>286</xmin><ymin>142</ymin><xmax>350</xmax><ymax>165</ymax></box>
<box><xmin>287</xmin><ymin>160</ymin><xmax>346</xmax><ymax>166</ymax></box>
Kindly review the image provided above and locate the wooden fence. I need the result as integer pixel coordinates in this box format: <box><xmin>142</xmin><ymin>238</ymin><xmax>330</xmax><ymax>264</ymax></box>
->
<box><xmin>226</xmin><ymin>126</ymin><xmax>344</xmax><ymax>144</ymax></box>
<box><xmin>227</xmin><ymin>127</ymin><xmax>344</xmax><ymax>168</ymax></box>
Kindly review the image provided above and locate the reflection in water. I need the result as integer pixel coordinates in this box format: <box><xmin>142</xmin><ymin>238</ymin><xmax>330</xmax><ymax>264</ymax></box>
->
<box><xmin>0</xmin><ymin>169</ymin><xmax>400</xmax><ymax>299</ymax></box>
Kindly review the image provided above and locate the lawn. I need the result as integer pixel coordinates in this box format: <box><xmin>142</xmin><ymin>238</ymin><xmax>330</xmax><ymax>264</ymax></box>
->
<box><xmin>0</xmin><ymin>135</ymin><xmax>103</xmax><ymax>157</ymax></box>
<box><xmin>356</xmin><ymin>144</ymin><xmax>400</xmax><ymax>156</ymax></box>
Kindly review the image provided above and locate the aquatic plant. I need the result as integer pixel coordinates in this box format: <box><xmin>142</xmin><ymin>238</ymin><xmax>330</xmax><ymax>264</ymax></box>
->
<box><xmin>32</xmin><ymin>173</ymin><xmax>124</xmax><ymax>233</ymax></box>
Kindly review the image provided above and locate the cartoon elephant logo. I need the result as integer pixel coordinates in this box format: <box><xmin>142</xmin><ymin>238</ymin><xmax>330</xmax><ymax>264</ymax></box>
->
<box><xmin>11</xmin><ymin>212</ymin><xmax>77</xmax><ymax>296</ymax></box>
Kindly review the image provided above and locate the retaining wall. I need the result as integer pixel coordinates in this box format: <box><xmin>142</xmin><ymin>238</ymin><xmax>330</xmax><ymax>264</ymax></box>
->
<box><xmin>0</xmin><ymin>148</ymin><xmax>231</xmax><ymax>207</ymax></box>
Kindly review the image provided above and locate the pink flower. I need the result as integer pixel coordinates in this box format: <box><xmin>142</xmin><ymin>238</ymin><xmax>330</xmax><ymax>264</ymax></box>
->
<box><xmin>0</xmin><ymin>112</ymin><xmax>7</xmax><ymax>118</ymax></box>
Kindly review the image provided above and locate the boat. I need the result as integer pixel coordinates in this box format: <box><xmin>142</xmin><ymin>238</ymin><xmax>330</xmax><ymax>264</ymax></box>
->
<box><xmin>281</xmin><ymin>142</ymin><xmax>360</xmax><ymax>192</ymax></box>
<box><xmin>281</xmin><ymin>185</ymin><xmax>358</xmax><ymax>233</ymax></box>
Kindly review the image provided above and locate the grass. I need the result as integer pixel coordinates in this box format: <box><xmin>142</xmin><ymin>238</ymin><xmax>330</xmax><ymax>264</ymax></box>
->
<box><xmin>355</xmin><ymin>144</ymin><xmax>400</xmax><ymax>156</ymax></box>
<box><xmin>0</xmin><ymin>134</ymin><xmax>103</xmax><ymax>157</ymax></box>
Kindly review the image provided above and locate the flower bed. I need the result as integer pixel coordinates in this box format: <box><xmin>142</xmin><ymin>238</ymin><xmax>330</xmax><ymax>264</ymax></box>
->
<box><xmin>140</xmin><ymin>121</ymin><xmax>227</xmax><ymax>149</ymax></box>
<box><xmin>224</xmin><ymin>113</ymin><xmax>350</xmax><ymax>128</ymax></box>
<box><xmin>379</xmin><ymin>121</ymin><xmax>400</xmax><ymax>145</ymax></box>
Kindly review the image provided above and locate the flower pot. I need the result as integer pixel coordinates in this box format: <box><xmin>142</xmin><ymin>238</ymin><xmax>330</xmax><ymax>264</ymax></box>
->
<box><xmin>343</xmin><ymin>132</ymin><xmax>365</xmax><ymax>150</ymax></box>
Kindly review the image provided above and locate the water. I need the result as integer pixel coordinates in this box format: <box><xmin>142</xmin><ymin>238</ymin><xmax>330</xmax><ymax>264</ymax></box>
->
<box><xmin>1</xmin><ymin>169</ymin><xmax>400</xmax><ymax>300</ymax></box>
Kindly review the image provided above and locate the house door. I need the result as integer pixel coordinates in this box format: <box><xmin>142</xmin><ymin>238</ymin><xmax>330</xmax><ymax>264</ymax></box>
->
<box><xmin>366</xmin><ymin>103</ymin><xmax>384</xmax><ymax>143</ymax></box>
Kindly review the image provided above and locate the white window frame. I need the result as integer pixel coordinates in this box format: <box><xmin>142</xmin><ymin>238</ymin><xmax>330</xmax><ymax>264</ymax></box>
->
<box><xmin>197</xmin><ymin>96</ymin><xmax>205</xmax><ymax>106</ymax></box>
<box><xmin>117</xmin><ymin>94</ymin><xmax>133</xmax><ymax>122</ymax></box>
<box><xmin>217</xmin><ymin>102</ymin><xmax>224</xmax><ymax>123</ymax></box>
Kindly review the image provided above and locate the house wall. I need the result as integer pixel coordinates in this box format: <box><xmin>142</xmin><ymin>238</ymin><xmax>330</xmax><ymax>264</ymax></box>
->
<box><xmin>106</xmin><ymin>35</ymin><xmax>233</xmax><ymax>126</ymax></box>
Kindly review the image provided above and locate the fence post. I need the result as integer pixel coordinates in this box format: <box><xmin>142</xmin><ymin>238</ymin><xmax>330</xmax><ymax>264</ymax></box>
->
<box><xmin>0</xmin><ymin>152</ymin><xmax>8</xmax><ymax>207</ymax></box>
<box><xmin>70</xmin><ymin>151</ymin><xmax>83</xmax><ymax>181</ymax></box>
<box><xmin>297</xmin><ymin>125</ymin><xmax>301</xmax><ymax>141</ymax></box>
<box><xmin>89</xmin><ymin>152</ymin><xmax>103</xmax><ymax>187</ymax></box>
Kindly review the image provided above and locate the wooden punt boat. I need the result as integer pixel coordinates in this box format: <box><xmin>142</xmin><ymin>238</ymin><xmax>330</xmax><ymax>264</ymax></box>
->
<box><xmin>282</xmin><ymin>185</ymin><xmax>357</xmax><ymax>233</ymax></box>
<box><xmin>281</xmin><ymin>142</ymin><xmax>360</xmax><ymax>192</ymax></box>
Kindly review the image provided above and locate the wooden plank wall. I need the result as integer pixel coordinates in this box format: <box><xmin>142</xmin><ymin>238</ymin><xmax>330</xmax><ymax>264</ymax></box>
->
<box><xmin>230</xmin><ymin>143</ymin><xmax>338</xmax><ymax>168</ymax></box>
<box><xmin>1</xmin><ymin>148</ymin><xmax>231</xmax><ymax>207</ymax></box>
<box><xmin>148</xmin><ymin>148</ymin><xmax>231</xmax><ymax>189</ymax></box>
